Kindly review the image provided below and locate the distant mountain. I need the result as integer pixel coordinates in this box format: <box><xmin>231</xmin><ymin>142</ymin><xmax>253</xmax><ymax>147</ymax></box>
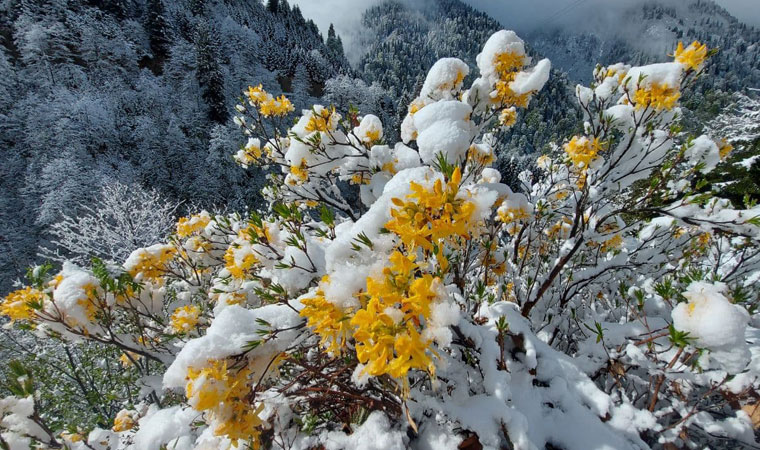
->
<box><xmin>526</xmin><ymin>1</ymin><xmax>760</xmax><ymax>92</ymax></box>
<box><xmin>356</xmin><ymin>0</ymin><xmax>581</xmax><ymax>181</ymax></box>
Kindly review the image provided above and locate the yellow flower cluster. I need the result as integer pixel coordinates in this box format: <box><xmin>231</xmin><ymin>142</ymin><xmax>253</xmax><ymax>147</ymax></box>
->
<box><xmin>299</xmin><ymin>276</ymin><xmax>353</xmax><ymax>355</ymax></box>
<box><xmin>127</xmin><ymin>246</ymin><xmax>177</xmax><ymax>281</ymax></box>
<box><xmin>171</xmin><ymin>305</ymin><xmax>201</xmax><ymax>333</ymax></box>
<box><xmin>1</xmin><ymin>286</ymin><xmax>45</xmax><ymax>322</ymax></box>
<box><xmin>492</xmin><ymin>50</ymin><xmax>530</xmax><ymax>108</ymax></box>
<box><xmin>599</xmin><ymin>234</ymin><xmax>623</xmax><ymax>253</ymax></box>
<box><xmin>301</xmin><ymin>170</ymin><xmax>476</xmax><ymax>385</ymax></box>
<box><xmin>499</xmin><ymin>107</ymin><xmax>517</xmax><ymax>127</ymax></box>
<box><xmin>224</xmin><ymin>244</ymin><xmax>258</xmax><ymax>280</ymax></box>
<box><xmin>112</xmin><ymin>409</ymin><xmax>136</xmax><ymax>432</ymax></box>
<box><xmin>246</xmin><ymin>84</ymin><xmax>294</xmax><ymax>118</ymax></box>
<box><xmin>233</xmin><ymin>139</ymin><xmax>271</xmax><ymax>169</ymax></box>
<box><xmin>633</xmin><ymin>82</ymin><xmax>680</xmax><ymax>111</ymax></box>
<box><xmin>385</xmin><ymin>168</ymin><xmax>476</xmax><ymax>252</ymax></box>
<box><xmin>185</xmin><ymin>359</ymin><xmax>264</xmax><ymax>447</ymax></box>
<box><xmin>674</xmin><ymin>41</ymin><xmax>708</xmax><ymax>72</ymax></box>
<box><xmin>351</xmin><ymin>252</ymin><xmax>439</xmax><ymax>380</ymax></box>
<box><xmin>176</xmin><ymin>213</ymin><xmax>211</xmax><ymax>238</ymax></box>
<box><xmin>718</xmin><ymin>140</ymin><xmax>733</xmax><ymax>160</ymax></box>
<box><xmin>497</xmin><ymin>205</ymin><xmax>531</xmax><ymax>224</ymax></box>
<box><xmin>289</xmin><ymin>158</ymin><xmax>309</xmax><ymax>184</ymax></box>
<box><xmin>305</xmin><ymin>106</ymin><xmax>336</xmax><ymax>133</ymax></box>
<box><xmin>75</xmin><ymin>282</ymin><xmax>99</xmax><ymax>324</ymax></box>
<box><xmin>241</xmin><ymin>221</ymin><xmax>272</xmax><ymax>244</ymax></box>
<box><xmin>564</xmin><ymin>136</ymin><xmax>600</xmax><ymax>170</ymax></box>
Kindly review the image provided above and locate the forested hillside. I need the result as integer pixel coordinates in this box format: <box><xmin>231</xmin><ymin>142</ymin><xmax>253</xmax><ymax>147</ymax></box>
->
<box><xmin>357</xmin><ymin>0</ymin><xmax>582</xmax><ymax>175</ymax></box>
<box><xmin>0</xmin><ymin>0</ymin><xmax>349</xmax><ymax>291</ymax></box>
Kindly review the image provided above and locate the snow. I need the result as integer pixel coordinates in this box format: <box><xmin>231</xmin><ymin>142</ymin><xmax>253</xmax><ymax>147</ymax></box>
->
<box><xmin>163</xmin><ymin>304</ymin><xmax>302</xmax><ymax>388</ymax></box>
<box><xmin>420</xmin><ymin>57</ymin><xmax>470</xmax><ymax>100</ymax></box>
<box><xmin>684</xmin><ymin>135</ymin><xmax>721</xmax><ymax>173</ymax></box>
<box><xmin>510</xmin><ymin>58</ymin><xmax>551</xmax><ymax>95</ymax></box>
<box><xmin>672</xmin><ymin>281</ymin><xmax>750</xmax><ymax>373</ymax></box>
<box><xmin>132</xmin><ymin>405</ymin><xmax>198</xmax><ymax>449</ymax></box>
<box><xmin>412</xmin><ymin>101</ymin><xmax>474</xmax><ymax>164</ymax></box>
<box><xmin>322</xmin><ymin>412</ymin><xmax>407</xmax><ymax>450</ymax></box>
<box><xmin>624</xmin><ymin>62</ymin><xmax>683</xmax><ymax>90</ymax></box>
<box><xmin>51</xmin><ymin>263</ymin><xmax>99</xmax><ymax>327</ymax></box>
<box><xmin>480</xmin><ymin>167</ymin><xmax>502</xmax><ymax>183</ymax></box>
<box><xmin>736</xmin><ymin>155</ymin><xmax>759</xmax><ymax>170</ymax></box>
<box><xmin>476</xmin><ymin>30</ymin><xmax>529</xmax><ymax>83</ymax></box>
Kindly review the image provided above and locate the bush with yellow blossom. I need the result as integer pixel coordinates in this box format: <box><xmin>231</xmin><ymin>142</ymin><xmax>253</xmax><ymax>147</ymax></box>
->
<box><xmin>2</xmin><ymin>30</ymin><xmax>760</xmax><ymax>450</ymax></box>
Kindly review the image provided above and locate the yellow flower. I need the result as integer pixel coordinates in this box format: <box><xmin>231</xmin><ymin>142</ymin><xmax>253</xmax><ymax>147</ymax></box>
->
<box><xmin>112</xmin><ymin>409</ymin><xmax>136</xmax><ymax>432</ymax></box>
<box><xmin>408</xmin><ymin>99</ymin><xmax>426</xmax><ymax>115</ymax></box>
<box><xmin>563</xmin><ymin>136</ymin><xmax>600</xmax><ymax>170</ymax></box>
<box><xmin>674</xmin><ymin>41</ymin><xmax>708</xmax><ymax>71</ymax></box>
<box><xmin>259</xmin><ymin>94</ymin><xmax>294</xmax><ymax>117</ymax></box>
<box><xmin>350</xmin><ymin>172</ymin><xmax>370</xmax><ymax>185</ymax></box>
<box><xmin>171</xmin><ymin>305</ymin><xmax>201</xmax><ymax>333</ymax></box>
<box><xmin>365</xmin><ymin>128</ymin><xmax>382</xmax><ymax>142</ymax></box>
<box><xmin>300</xmin><ymin>277</ymin><xmax>354</xmax><ymax>355</ymax></box>
<box><xmin>1</xmin><ymin>287</ymin><xmax>45</xmax><ymax>322</ymax></box>
<box><xmin>494</xmin><ymin>80</ymin><xmax>530</xmax><ymax>108</ymax></box>
<box><xmin>349</xmin><ymin>250</ymin><xmax>441</xmax><ymax>382</ymax></box>
<box><xmin>185</xmin><ymin>359</ymin><xmax>263</xmax><ymax>447</ymax></box>
<box><xmin>499</xmin><ymin>107</ymin><xmax>517</xmax><ymax>127</ymax></box>
<box><xmin>381</xmin><ymin>161</ymin><xmax>397</xmax><ymax>174</ymax></box>
<box><xmin>493</xmin><ymin>51</ymin><xmax>524</xmax><ymax>78</ymax></box>
<box><xmin>386</xmin><ymin>168</ymin><xmax>476</xmax><ymax>251</ymax></box>
<box><xmin>290</xmin><ymin>158</ymin><xmax>309</xmax><ymax>183</ymax></box>
<box><xmin>467</xmin><ymin>144</ymin><xmax>495</xmax><ymax>165</ymax></box>
<box><xmin>633</xmin><ymin>83</ymin><xmax>680</xmax><ymax>111</ymax></box>
<box><xmin>718</xmin><ymin>140</ymin><xmax>733</xmax><ymax>160</ymax></box>
<box><xmin>61</xmin><ymin>431</ymin><xmax>84</xmax><ymax>443</ymax></box>
<box><xmin>176</xmin><ymin>213</ymin><xmax>211</xmax><ymax>238</ymax></box>
<box><xmin>246</xmin><ymin>84</ymin><xmax>268</xmax><ymax>104</ymax></box>
<box><xmin>214</xmin><ymin>402</ymin><xmax>264</xmax><ymax>448</ymax></box>
<box><xmin>224</xmin><ymin>244</ymin><xmax>258</xmax><ymax>279</ymax></box>
<box><xmin>387</xmin><ymin>326</ymin><xmax>435</xmax><ymax>378</ymax></box>
<box><xmin>127</xmin><ymin>246</ymin><xmax>177</xmax><ymax>281</ymax></box>
<box><xmin>119</xmin><ymin>352</ymin><xmax>141</xmax><ymax>367</ymax></box>
<box><xmin>305</xmin><ymin>106</ymin><xmax>336</xmax><ymax>133</ymax></box>
<box><xmin>599</xmin><ymin>234</ymin><xmax>623</xmax><ymax>253</ymax></box>
<box><xmin>68</xmin><ymin>282</ymin><xmax>100</xmax><ymax>325</ymax></box>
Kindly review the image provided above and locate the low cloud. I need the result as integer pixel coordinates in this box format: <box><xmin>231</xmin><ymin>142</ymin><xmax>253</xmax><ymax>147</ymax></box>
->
<box><xmin>289</xmin><ymin>0</ymin><xmax>384</xmax><ymax>64</ymax></box>
<box><xmin>461</xmin><ymin>0</ymin><xmax>760</xmax><ymax>32</ymax></box>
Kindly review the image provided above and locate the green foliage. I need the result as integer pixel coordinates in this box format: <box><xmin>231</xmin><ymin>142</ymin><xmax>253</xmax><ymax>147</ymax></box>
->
<box><xmin>703</xmin><ymin>137</ymin><xmax>760</xmax><ymax>208</ymax></box>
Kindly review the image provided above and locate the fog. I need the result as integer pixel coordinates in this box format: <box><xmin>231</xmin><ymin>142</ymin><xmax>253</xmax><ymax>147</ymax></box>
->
<box><xmin>461</xmin><ymin>0</ymin><xmax>760</xmax><ymax>32</ymax></box>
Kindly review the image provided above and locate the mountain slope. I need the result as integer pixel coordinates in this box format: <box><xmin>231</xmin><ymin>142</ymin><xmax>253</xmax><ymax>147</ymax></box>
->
<box><xmin>0</xmin><ymin>0</ymin><xmax>350</xmax><ymax>290</ymax></box>
<box><xmin>356</xmin><ymin>0</ymin><xmax>581</xmax><ymax>179</ymax></box>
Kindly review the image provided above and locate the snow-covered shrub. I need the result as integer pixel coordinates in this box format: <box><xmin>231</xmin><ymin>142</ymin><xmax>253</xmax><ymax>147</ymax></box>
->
<box><xmin>2</xmin><ymin>35</ymin><xmax>759</xmax><ymax>449</ymax></box>
<box><xmin>38</xmin><ymin>182</ymin><xmax>179</xmax><ymax>265</ymax></box>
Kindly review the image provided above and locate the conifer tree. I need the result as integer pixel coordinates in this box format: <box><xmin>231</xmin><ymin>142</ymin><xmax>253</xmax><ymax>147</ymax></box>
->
<box><xmin>267</xmin><ymin>0</ymin><xmax>278</xmax><ymax>14</ymax></box>
<box><xmin>145</xmin><ymin>0</ymin><xmax>170</xmax><ymax>59</ymax></box>
<box><xmin>195</xmin><ymin>23</ymin><xmax>228</xmax><ymax>124</ymax></box>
